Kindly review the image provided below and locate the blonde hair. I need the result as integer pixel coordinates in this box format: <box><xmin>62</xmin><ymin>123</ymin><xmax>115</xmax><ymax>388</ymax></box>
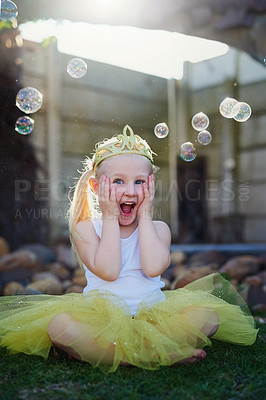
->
<box><xmin>67</xmin><ymin>157</ymin><xmax>96</xmax><ymax>265</ymax></box>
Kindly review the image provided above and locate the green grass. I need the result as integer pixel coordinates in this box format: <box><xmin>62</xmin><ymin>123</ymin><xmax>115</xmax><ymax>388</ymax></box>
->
<box><xmin>0</xmin><ymin>323</ymin><xmax>265</xmax><ymax>400</ymax></box>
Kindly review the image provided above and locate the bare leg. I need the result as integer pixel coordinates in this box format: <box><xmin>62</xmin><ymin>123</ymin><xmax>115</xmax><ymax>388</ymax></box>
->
<box><xmin>48</xmin><ymin>310</ymin><xmax>219</xmax><ymax>368</ymax></box>
<box><xmin>47</xmin><ymin>313</ymin><xmax>115</xmax><ymax>365</ymax></box>
<box><xmin>169</xmin><ymin>308</ymin><xmax>219</xmax><ymax>365</ymax></box>
<box><xmin>181</xmin><ymin>307</ymin><xmax>219</xmax><ymax>338</ymax></box>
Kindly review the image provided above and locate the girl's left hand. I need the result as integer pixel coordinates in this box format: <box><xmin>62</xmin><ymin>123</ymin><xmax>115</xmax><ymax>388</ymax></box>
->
<box><xmin>137</xmin><ymin>174</ymin><xmax>155</xmax><ymax>219</ymax></box>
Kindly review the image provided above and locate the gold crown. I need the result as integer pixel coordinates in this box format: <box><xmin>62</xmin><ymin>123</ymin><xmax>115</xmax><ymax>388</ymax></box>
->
<box><xmin>92</xmin><ymin>125</ymin><xmax>156</xmax><ymax>171</ymax></box>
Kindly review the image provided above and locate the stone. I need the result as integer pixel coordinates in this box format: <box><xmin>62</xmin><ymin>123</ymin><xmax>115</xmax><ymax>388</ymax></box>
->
<box><xmin>171</xmin><ymin>265</ymin><xmax>214</xmax><ymax>289</ymax></box>
<box><xmin>189</xmin><ymin>250</ymin><xmax>225</xmax><ymax>268</ymax></box>
<box><xmin>220</xmin><ymin>255</ymin><xmax>262</xmax><ymax>281</ymax></box>
<box><xmin>258</xmin><ymin>271</ymin><xmax>266</xmax><ymax>285</ymax></box>
<box><xmin>18</xmin><ymin>244</ymin><xmax>56</xmax><ymax>265</ymax></box>
<box><xmin>0</xmin><ymin>250</ymin><xmax>41</xmax><ymax>272</ymax></box>
<box><xmin>27</xmin><ymin>276</ymin><xmax>63</xmax><ymax>295</ymax></box>
<box><xmin>247</xmin><ymin>285</ymin><xmax>266</xmax><ymax>308</ymax></box>
<box><xmin>0</xmin><ymin>237</ymin><xmax>9</xmax><ymax>257</ymax></box>
<box><xmin>32</xmin><ymin>271</ymin><xmax>57</xmax><ymax>282</ymax></box>
<box><xmin>62</xmin><ymin>279</ymin><xmax>73</xmax><ymax>291</ymax></box>
<box><xmin>71</xmin><ymin>269</ymin><xmax>87</xmax><ymax>287</ymax></box>
<box><xmin>73</xmin><ymin>267</ymin><xmax>84</xmax><ymax>275</ymax></box>
<box><xmin>170</xmin><ymin>251</ymin><xmax>186</xmax><ymax>265</ymax></box>
<box><xmin>0</xmin><ymin>250</ymin><xmax>41</xmax><ymax>286</ymax></box>
<box><xmin>46</xmin><ymin>262</ymin><xmax>71</xmax><ymax>281</ymax></box>
<box><xmin>55</xmin><ymin>244</ymin><xmax>77</xmax><ymax>269</ymax></box>
<box><xmin>72</xmin><ymin>275</ymin><xmax>87</xmax><ymax>287</ymax></box>
<box><xmin>65</xmin><ymin>285</ymin><xmax>84</xmax><ymax>294</ymax></box>
<box><xmin>220</xmin><ymin>260</ymin><xmax>249</xmax><ymax>281</ymax></box>
<box><xmin>243</xmin><ymin>275</ymin><xmax>262</xmax><ymax>287</ymax></box>
<box><xmin>0</xmin><ymin>268</ymin><xmax>33</xmax><ymax>287</ymax></box>
<box><xmin>258</xmin><ymin>253</ymin><xmax>266</xmax><ymax>269</ymax></box>
<box><xmin>236</xmin><ymin>256</ymin><xmax>263</xmax><ymax>274</ymax></box>
<box><xmin>3</xmin><ymin>281</ymin><xmax>24</xmax><ymax>296</ymax></box>
<box><xmin>220</xmin><ymin>259</ymin><xmax>249</xmax><ymax>281</ymax></box>
<box><xmin>172</xmin><ymin>265</ymin><xmax>188</xmax><ymax>279</ymax></box>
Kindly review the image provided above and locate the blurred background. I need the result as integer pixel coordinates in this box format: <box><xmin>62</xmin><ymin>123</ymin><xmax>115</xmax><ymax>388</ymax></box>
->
<box><xmin>1</xmin><ymin>0</ymin><xmax>266</xmax><ymax>250</ymax></box>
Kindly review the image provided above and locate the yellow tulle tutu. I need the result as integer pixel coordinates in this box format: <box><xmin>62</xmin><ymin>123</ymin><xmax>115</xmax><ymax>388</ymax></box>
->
<box><xmin>0</xmin><ymin>273</ymin><xmax>258</xmax><ymax>373</ymax></box>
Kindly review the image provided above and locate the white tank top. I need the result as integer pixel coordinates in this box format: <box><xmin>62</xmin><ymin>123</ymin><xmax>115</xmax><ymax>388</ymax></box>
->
<box><xmin>83</xmin><ymin>219</ymin><xmax>165</xmax><ymax>316</ymax></box>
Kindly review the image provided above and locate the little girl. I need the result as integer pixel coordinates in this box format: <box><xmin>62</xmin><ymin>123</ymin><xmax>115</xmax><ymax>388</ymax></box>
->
<box><xmin>0</xmin><ymin>125</ymin><xmax>258</xmax><ymax>373</ymax></box>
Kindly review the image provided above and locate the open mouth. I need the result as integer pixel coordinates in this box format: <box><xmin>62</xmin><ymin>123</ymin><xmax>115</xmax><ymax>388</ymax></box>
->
<box><xmin>120</xmin><ymin>202</ymin><xmax>136</xmax><ymax>217</ymax></box>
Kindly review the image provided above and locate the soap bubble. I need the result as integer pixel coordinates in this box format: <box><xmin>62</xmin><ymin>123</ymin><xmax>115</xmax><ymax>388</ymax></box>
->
<box><xmin>233</xmin><ymin>102</ymin><xmax>252</xmax><ymax>122</ymax></box>
<box><xmin>197</xmin><ymin>130</ymin><xmax>212</xmax><ymax>145</ymax></box>
<box><xmin>154</xmin><ymin>123</ymin><xmax>169</xmax><ymax>138</ymax></box>
<box><xmin>179</xmin><ymin>142</ymin><xmax>197</xmax><ymax>162</ymax></box>
<box><xmin>16</xmin><ymin>87</ymin><xmax>43</xmax><ymax>114</ymax></box>
<box><xmin>0</xmin><ymin>1</ymin><xmax>18</xmax><ymax>21</ymax></box>
<box><xmin>67</xmin><ymin>58</ymin><xmax>87</xmax><ymax>79</ymax></box>
<box><xmin>219</xmin><ymin>97</ymin><xmax>240</xmax><ymax>118</ymax></box>
<box><xmin>191</xmin><ymin>112</ymin><xmax>209</xmax><ymax>131</ymax></box>
<box><xmin>15</xmin><ymin>116</ymin><xmax>35</xmax><ymax>135</ymax></box>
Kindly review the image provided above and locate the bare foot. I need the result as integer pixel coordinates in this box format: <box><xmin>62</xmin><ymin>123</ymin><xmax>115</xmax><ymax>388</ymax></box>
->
<box><xmin>120</xmin><ymin>349</ymin><xmax>207</xmax><ymax>368</ymax></box>
<box><xmin>172</xmin><ymin>349</ymin><xmax>207</xmax><ymax>365</ymax></box>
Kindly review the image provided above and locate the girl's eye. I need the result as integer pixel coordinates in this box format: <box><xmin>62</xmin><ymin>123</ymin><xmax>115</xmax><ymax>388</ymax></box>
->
<box><xmin>113</xmin><ymin>179</ymin><xmax>123</xmax><ymax>184</ymax></box>
<box><xmin>135</xmin><ymin>180</ymin><xmax>145</xmax><ymax>185</ymax></box>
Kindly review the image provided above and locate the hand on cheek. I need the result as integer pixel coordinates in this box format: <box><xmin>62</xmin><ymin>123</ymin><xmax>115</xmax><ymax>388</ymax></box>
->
<box><xmin>148</xmin><ymin>174</ymin><xmax>155</xmax><ymax>198</ymax></box>
<box><xmin>98</xmin><ymin>176</ymin><xmax>119</xmax><ymax>219</ymax></box>
<box><xmin>138</xmin><ymin>174</ymin><xmax>155</xmax><ymax>218</ymax></box>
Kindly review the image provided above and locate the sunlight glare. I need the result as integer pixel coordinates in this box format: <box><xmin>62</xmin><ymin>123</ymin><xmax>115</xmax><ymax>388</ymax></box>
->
<box><xmin>19</xmin><ymin>20</ymin><xmax>229</xmax><ymax>80</ymax></box>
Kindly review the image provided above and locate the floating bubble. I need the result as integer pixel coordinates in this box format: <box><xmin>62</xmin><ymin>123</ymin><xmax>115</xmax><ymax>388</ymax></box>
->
<box><xmin>219</xmin><ymin>97</ymin><xmax>240</xmax><ymax>118</ymax></box>
<box><xmin>0</xmin><ymin>1</ymin><xmax>18</xmax><ymax>21</ymax></box>
<box><xmin>154</xmin><ymin>122</ymin><xmax>169</xmax><ymax>138</ymax></box>
<box><xmin>15</xmin><ymin>116</ymin><xmax>35</xmax><ymax>135</ymax></box>
<box><xmin>179</xmin><ymin>142</ymin><xmax>197</xmax><ymax>162</ymax></box>
<box><xmin>233</xmin><ymin>102</ymin><xmax>252</xmax><ymax>122</ymax></box>
<box><xmin>67</xmin><ymin>58</ymin><xmax>87</xmax><ymax>79</ymax></box>
<box><xmin>16</xmin><ymin>87</ymin><xmax>43</xmax><ymax>114</ymax></box>
<box><xmin>197</xmin><ymin>130</ymin><xmax>212</xmax><ymax>145</ymax></box>
<box><xmin>191</xmin><ymin>112</ymin><xmax>209</xmax><ymax>131</ymax></box>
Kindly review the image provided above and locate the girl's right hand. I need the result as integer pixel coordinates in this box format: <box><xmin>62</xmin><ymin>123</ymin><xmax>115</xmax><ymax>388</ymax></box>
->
<box><xmin>98</xmin><ymin>175</ymin><xmax>120</xmax><ymax>220</ymax></box>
